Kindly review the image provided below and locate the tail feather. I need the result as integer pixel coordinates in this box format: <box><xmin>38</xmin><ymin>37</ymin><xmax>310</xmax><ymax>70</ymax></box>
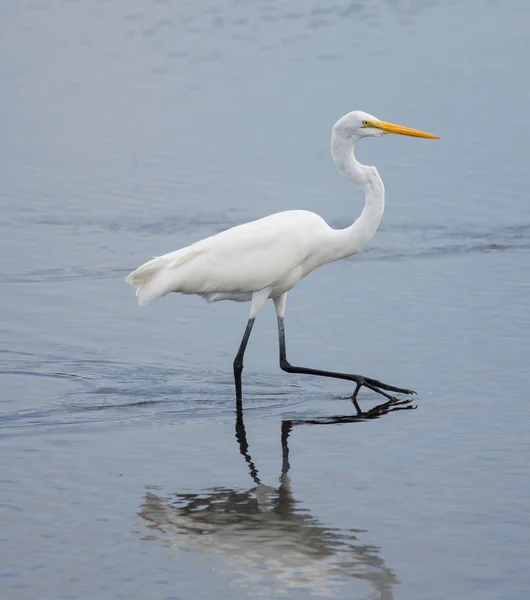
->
<box><xmin>125</xmin><ymin>257</ymin><xmax>167</xmax><ymax>305</ymax></box>
<box><xmin>125</xmin><ymin>256</ymin><xmax>163</xmax><ymax>287</ymax></box>
<box><xmin>125</xmin><ymin>247</ymin><xmax>200</xmax><ymax>305</ymax></box>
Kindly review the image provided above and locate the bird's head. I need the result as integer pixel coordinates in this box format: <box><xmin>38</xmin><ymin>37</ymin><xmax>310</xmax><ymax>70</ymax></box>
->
<box><xmin>333</xmin><ymin>110</ymin><xmax>439</xmax><ymax>142</ymax></box>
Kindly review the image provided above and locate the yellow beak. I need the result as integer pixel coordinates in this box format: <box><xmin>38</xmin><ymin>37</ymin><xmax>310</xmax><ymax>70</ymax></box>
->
<box><xmin>370</xmin><ymin>120</ymin><xmax>439</xmax><ymax>139</ymax></box>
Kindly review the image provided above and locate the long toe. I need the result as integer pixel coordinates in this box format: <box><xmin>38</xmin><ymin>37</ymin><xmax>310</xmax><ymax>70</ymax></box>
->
<box><xmin>362</xmin><ymin>376</ymin><xmax>416</xmax><ymax>395</ymax></box>
<box><xmin>362</xmin><ymin>382</ymin><xmax>400</xmax><ymax>403</ymax></box>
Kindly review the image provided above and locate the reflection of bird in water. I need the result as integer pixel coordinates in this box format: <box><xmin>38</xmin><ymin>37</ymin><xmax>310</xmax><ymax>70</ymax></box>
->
<box><xmin>138</xmin><ymin>399</ymin><xmax>413</xmax><ymax>597</ymax></box>
<box><xmin>126</xmin><ymin>111</ymin><xmax>437</xmax><ymax>407</ymax></box>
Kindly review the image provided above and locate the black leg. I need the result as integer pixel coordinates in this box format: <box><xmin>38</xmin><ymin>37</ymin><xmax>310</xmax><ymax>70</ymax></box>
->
<box><xmin>277</xmin><ymin>316</ymin><xmax>416</xmax><ymax>413</ymax></box>
<box><xmin>233</xmin><ymin>318</ymin><xmax>255</xmax><ymax>401</ymax></box>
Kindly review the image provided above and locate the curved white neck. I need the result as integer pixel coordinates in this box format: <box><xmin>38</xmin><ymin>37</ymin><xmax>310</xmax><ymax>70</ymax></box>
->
<box><xmin>326</xmin><ymin>135</ymin><xmax>385</xmax><ymax>262</ymax></box>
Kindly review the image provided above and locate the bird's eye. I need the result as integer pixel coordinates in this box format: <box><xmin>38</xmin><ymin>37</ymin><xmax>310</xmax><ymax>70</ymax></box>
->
<box><xmin>362</xmin><ymin>120</ymin><xmax>369</xmax><ymax>127</ymax></box>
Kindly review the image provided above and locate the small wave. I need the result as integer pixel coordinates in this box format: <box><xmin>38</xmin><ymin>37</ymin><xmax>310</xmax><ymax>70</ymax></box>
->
<box><xmin>351</xmin><ymin>221</ymin><xmax>530</xmax><ymax>263</ymax></box>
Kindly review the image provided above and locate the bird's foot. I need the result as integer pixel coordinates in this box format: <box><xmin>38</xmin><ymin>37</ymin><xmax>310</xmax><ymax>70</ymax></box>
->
<box><xmin>357</xmin><ymin>375</ymin><xmax>416</xmax><ymax>397</ymax></box>
<box><xmin>351</xmin><ymin>375</ymin><xmax>416</xmax><ymax>414</ymax></box>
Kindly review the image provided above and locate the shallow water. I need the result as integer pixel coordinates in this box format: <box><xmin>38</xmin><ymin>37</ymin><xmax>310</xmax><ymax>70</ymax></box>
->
<box><xmin>2</xmin><ymin>1</ymin><xmax>530</xmax><ymax>599</ymax></box>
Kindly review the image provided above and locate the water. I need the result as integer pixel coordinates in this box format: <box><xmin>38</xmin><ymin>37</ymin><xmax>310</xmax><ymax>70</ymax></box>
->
<box><xmin>1</xmin><ymin>0</ymin><xmax>530</xmax><ymax>598</ymax></box>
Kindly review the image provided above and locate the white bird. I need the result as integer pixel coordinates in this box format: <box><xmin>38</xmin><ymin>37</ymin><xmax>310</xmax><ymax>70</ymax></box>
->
<box><xmin>126</xmin><ymin>111</ymin><xmax>438</xmax><ymax>411</ymax></box>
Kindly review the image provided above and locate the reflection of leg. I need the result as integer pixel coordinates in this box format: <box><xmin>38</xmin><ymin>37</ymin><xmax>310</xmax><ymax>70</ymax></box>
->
<box><xmin>288</xmin><ymin>398</ymin><xmax>416</xmax><ymax>427</ymax></box>
<box><xmin>273</xmin><ymin>293</ymin><xmax>415</xmax><ymax>414</ymax></box>
<box><xmin>235</xmin><ymin>395</ymin><xmax>261</xmax><ymax>485</ymax></box>
<box><xmin>281</xmin><ymin>421</ymin><xmax>292</xmax><ymax>475</ymax></box>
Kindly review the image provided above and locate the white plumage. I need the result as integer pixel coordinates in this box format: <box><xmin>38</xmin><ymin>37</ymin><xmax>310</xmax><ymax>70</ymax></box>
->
<box><xmin>127</xmin><ymin>210</ymin><xmax>340</xmax><ymax>306</ymax></box>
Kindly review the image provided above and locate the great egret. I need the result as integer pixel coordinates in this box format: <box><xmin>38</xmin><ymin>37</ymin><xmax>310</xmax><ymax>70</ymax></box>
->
<box><xmin>126</xmin><ymin>110</ymin><xmax>438</xmax><ymax>410</ymax></box>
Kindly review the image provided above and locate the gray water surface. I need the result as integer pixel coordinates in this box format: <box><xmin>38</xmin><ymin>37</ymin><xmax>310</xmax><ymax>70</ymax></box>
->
<box><xmin>1</xmin><ymin>1</ymin><xmax>530</xmax><ymax>599</ymax></box>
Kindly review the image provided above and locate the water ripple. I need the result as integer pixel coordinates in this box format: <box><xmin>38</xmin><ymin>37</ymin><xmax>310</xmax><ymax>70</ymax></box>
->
<box><xmin>1</xmin><ymin>353</ymin><xmax>365</xmax><ymax>437</ymax></box>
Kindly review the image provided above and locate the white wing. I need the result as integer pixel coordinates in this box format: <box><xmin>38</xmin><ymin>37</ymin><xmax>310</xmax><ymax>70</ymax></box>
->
<box><xmin>126</xmin><ymin>210</ymin><xmax>329</xmax><ymax>305</ymax></box>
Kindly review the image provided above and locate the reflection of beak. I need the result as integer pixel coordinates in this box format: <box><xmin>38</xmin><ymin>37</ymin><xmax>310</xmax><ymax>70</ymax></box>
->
<box><xmin>371</xmin><ymin>120</ymin><xmax>439</xmax><ymax>139</ymax></box>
